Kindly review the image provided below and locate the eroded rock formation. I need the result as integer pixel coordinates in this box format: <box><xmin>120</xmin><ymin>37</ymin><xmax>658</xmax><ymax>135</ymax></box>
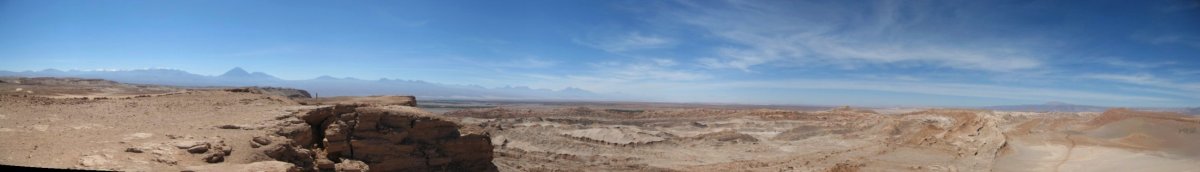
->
<box><xmin>261</xmin><ymin>104</ymin><xmax>496</xmax><ymax>171</ymax></box>
<box><xmin>223</xmin><ymin>87</ymin><xmax>312</xmax><ymax>99</ymax></box>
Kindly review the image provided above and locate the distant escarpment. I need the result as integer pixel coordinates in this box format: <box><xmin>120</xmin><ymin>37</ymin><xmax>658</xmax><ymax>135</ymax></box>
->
<box><xmin>224</xmin><ymin>87</ymin><xmax>312</xmax><ymax>99</ymax></box>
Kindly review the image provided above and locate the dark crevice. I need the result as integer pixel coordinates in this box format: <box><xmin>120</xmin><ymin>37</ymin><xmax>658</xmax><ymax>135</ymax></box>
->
<box><xmin>346</xmin><ymin>113</ymin><xmax>358</xmax><ymax>159</ymax></box>
<box><xmin>418</xmin><ymin>146</ymin><xmax>431</xmax><ymax>166</ymax></box>
<box><xmin>312</xmin><ymin>116</ymin><xmax>330</xmax><ymax>148</ymax></box>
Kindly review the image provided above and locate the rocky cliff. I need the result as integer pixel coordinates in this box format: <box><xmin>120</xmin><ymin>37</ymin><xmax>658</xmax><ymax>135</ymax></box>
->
<box><xmin>260</xmin><ymin>104</ymin><xmax>496</xmax><ymax>172</ymax></box>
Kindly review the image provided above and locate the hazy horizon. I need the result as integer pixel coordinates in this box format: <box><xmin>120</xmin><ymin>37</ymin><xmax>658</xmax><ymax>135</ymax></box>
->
<box><xmin>3</xmin><ymin>0</ymin><xmax>1199</xmax><ymax>107</ymax></box>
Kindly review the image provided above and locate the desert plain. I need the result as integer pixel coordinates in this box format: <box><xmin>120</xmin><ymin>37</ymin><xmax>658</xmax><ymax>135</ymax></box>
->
<box><xmin>1</xmin><ymin>77</ymin><xmax>1198</xmax><ymax>172</ymax></box>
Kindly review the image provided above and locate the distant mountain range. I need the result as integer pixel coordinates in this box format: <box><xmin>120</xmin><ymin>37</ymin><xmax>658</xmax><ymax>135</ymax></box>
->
<box><xmin>982</xmin><ymin>101</ymin><xmax>1109</xmax><ymax>112</ymax></box>
<box><xmin>0</xmin><ymin>67</ymin><xmax>609</xmax><ymax>100</ymax></box>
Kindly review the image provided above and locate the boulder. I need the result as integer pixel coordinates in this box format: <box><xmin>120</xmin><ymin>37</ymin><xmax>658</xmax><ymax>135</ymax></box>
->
<box><xmin>186</xmin><ymin>144</ymin><xmax>210</xmax><ymax>154</ymax></box>
<box><xmin>334</xmin><ymin>159</ymin><xmax>369</xmax><ymax>172</ymax></box>
<box><xmin>262</xmin><ymin>105</ymin><xmax>496</xmax><ymax>171</ymax></box>
<box><xmin>79</xmin><ymin>155</ymin><xmax>110</xmax><ymax>167</ymax></box>
<box><xmin>274</xmin><ymin>124</ymin><xmax>313</xmax><ymax>147</ymax></box>
<box><xmin>251</xmin><ymin>136</ymin><xmax>272</xmax><ymax>148</ymax></box>
<box><xmin>183</xmin><ymin>160</ymin><xmax>301</xmax><ymax>172</ymax></box>
<box><xmin>262</xmin><ymin>141</ymin><xmax>315</xmax><ymax>169</ymax></box>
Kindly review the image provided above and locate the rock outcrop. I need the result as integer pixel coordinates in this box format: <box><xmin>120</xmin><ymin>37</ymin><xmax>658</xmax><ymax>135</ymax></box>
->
<box><xmin>889</xmin><ymin>110</ymin><xmax>1007</xmax><ymax>171</ymax></box>
<box><xmin>224</xmin><ymin>87</ymin><xmax>312</xmax><ymax>99</ymax></box>
<box><xmin>297</xmin><ymin>96</ymin><xmax>417</xmax><ymax>107</ymax></box>
<box><xmin>261</xmin><ymin>104</ymin><xmax>496</xmax><ymax>171</ymax></box>
<box><xmin>183</xmin><ymin>161</ymin><xmax>301</xmax><ymax>172</ymax></box>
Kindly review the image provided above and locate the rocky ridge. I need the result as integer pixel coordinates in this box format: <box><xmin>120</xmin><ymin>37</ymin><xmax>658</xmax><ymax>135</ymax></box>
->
<box><xmin>260</xmin><ymin>104</ymin><xmax>496</xmax><ymax>171</ymax></box>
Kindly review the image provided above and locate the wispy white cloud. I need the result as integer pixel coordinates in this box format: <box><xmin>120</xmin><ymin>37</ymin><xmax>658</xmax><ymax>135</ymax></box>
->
<box><xmin>1133</xmin><ymin>34</ymin><xmax>1200</xmax><ymax>49</ymax></box>
<box><xmin>574</xmin><ymin>32</ymin><xmax>675</xmax><ymax>53</ymax></box>
<box><xmin>220</xmin><ymin>46</ymin><xmax>301</xmax><ymax>58</ymax></box>
<box><xmin>1171</xmin><ymin>69</ymin><xmax>1200</xmax><ymax>76</ymax></box>
<box><xmin>369</xmin><ymin>6</ymin><xmax>430</xmax><ymax>27</ymax></box>
<box><xmin>514</xmin><ymin>58</ymin><xmax>709</xmax><ymax>95</ymax></box>
<box><xmin>519</xmin><ymin>1</ymin><xmax>1196</xmax><ymax>106</ymax></box>
<box><xmin>668</xmin><ymin>0</ymin><xmax>1044</xmax><ymax>72</ymax></box>
<box><xmin>1096</xmin><ymin>57</ymin><xmax>1175</xmax><ymax>69</ymax></box>
<box><xmin>526</xmin><ymin>76</ymin><xmax>1172</xmax><ymax>104</ymax></box>
<box><xmin>704</xmin><ymin>79</ymin><xmax>1171</xmax><ymax>102</ymax></box>
<box><xmin>1085</xmin><ymin>73</ymin><xmax>1200</xmax><ymax>94</ymax></box>
<box><xmin>583</xmin><ymin>58</ymin><xmax>708</xmax><ymax>81</ymax></box>
<box><xmin>456</xmin><ymin>57</ymin><xmax>558</xmax><ymax>69</ymax></box>
<box><xmin>502</xmin><ymin>58</ymin><xmax>558</xmax><ymax>68</ymax></box>
<box><xmin>1163</xmin><ymin>0</ymin><xmax>1200</xmax><ymax>12</ymax></box>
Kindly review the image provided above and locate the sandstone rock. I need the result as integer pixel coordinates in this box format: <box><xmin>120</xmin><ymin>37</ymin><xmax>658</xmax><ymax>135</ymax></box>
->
<box><xmin>274</xmin><ymin>124</ymin><xmax>313</xmax><ymax>147</ymax></box>
<box><xmin>203</xmin><ymin>152</ymin><xmax>225</xmax><ymax>163</ymax></box>
<box><xmin>299</xmin><ymin>105</ymin><xmax>357</xmax><ymax>126</ymax></box>
<box><xmin>441</xmin><ymin>134</ymin><xmax>495</xmax><ymax>168</ymax></box>
<box><xmin>428</xmin><ymin>157</ymin><xmax>452</xmax><ymax>166</ymax></box>
<box><xmin>251</xmin><ymin>136</ymin><xmax>272</xmax><ymax>148</ymax></box>
<box><xmin>347</xmin><ymin>140</ymin><xmax>417</xmax><ymax>162</ymax></box>
<box><xmin>31</xmin><ymin>124</ymin><xmax>49</xmax><ymax>132</ymax></box>
<box><xmin>184</xmin><ymin>160</ymin><xmax>300</xmax><ymax>172</ymax></box>
<box><xmin>215</xmin><ymin>124</ymin><xmax>252</xmax><ymax>130</ymax></box>
<box><xmin>153</xmin><ymin>157</ymin><xmax>178</xmax><ymax>165</ymax></box>
<box><xmin>315</xmin><ymin>158</ymin><xmax>335</xmax><ymax>170</ymax></box>
<box><xmin>203</xmin><ymin>142</ymin><xmax>232</xmax><ymax>163</ymax></box>
<box><xmin>263</xmin><ymin>142</ymin><xmax>315</xmax><ymax>169</ymax></box>
<box><xmin>334</xmin><ymin>159</ymin><xmax>369</xmax><ymax>172</ymax></box>
<box><xmin>371</xmin><ymin>157</ymin><xmax>427</xmax><ymax>171</ymax></box>
<box><xmin>408</xmin><ymin>120</ymin><xmax>461</xmax><ymax>144</ymax></box>
<box><xmin>252</xmin><ymin>136</ymin><xmax>272</xmax><ymax>145</ymax></box>
<box><xmin>379</xmin><ymin>113</ymin><xmax>414</xmax><ymax>129</ymax></box>
<box><xmin>126</xmin><ymin>132</ymin><xmax>153</xmax><ymax>140</ymax></box>
<box><xmin>125</xmin><ymin>147</ymin><xmax>144</xmax><ymax>153</ymax></box>
<box><xmin>263</xmin><ymin>105</ymin><xmax>496</xmax><ymax>171</ymax></box>
<box><xmin>323</xmin><ymin>121</ymin><xmax>349</xmax><ymax>143</ymax></box>
<box><xmin>187</xmin><ymin>144</ymin><xmax>210</xmax><ymax>154</ymax></box>
<box><xmin>353</xmin><ymin>130</ymin><xmax>407</xmax><ymax>143</ymax></box>
<box><xmin>173</xmin><ymin>140</ymin><xmax>206</xmax><ymax>149</ymax></box>
<box><xmin>79</xmin><ymin>155</ymin><xmax>110</xmax><ymax>167</ymax></box>
<box><xmin>299</xmin><ymin>96</ymin><xmax>416</xmax><ymax>107</ymax></box>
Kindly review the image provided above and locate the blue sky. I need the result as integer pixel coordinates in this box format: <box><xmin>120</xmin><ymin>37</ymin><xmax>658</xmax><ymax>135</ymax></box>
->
<box><xmin>2</xmin><ymin>0</ymin><xmax>1199</xmax><ymax>107</ymax></box>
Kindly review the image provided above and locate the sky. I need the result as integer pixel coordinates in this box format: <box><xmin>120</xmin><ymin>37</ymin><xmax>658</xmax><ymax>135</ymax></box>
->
<box><xmin>2</xmin><ymin>0</ymin><xmax>1199</xmax><ymax>107</ymax></box>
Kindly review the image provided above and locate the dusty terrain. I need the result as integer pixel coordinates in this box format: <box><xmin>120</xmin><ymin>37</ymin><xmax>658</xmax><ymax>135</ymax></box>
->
<box><xmin>446</xmin><ymin>106</ymin><xmax>1200</xmax><ymax>172</ymax></box>
<box><xmin>1</xmin><ymin>77</ymin><xmax>1198</xmax><ymax>172</ymax></box>
<box><xmin>0</xmin><ymin>78</ymin><xmax>492</xmax><ymax>171</ymax></box>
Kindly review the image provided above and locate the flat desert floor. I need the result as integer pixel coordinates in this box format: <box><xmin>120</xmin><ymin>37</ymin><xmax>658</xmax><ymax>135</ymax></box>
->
<box><xmin>2</xmin><ymin>77</ymin><xmax>1198</xmax><ymax>172</ymax></box>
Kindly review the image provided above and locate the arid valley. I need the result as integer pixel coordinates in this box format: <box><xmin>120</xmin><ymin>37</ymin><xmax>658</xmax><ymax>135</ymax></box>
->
<box><xmin>6</xmin><ymin>0</ymin><xmax>1200</xmax><ymax>171</ymax></box>
<box><xmin>2</xmin><ymin>77</ymin><xmax>1197</xmax><ymax>172</ymax></box>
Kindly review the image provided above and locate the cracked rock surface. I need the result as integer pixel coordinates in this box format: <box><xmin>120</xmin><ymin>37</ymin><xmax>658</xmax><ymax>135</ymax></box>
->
<box><xmin>264</xmin><ymin>105</ymin><xmax>496</xmax><ymax>171</ymax></box>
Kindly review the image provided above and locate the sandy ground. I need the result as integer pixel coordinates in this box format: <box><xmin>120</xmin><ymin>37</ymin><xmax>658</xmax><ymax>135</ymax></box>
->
<box><xmin>1</xmin><ymin>77</ymin><xmax>1198</xmax><ymax>172</ymax></box>
<box><xmin>0</xmin><ymin>90</ymin><xmax>309</xmax><ymax>170</ymax></box>
<box><xmin>447</xmin><ymin>107</ymin><xmax>1200</xmax><ymax>172</ymax></box>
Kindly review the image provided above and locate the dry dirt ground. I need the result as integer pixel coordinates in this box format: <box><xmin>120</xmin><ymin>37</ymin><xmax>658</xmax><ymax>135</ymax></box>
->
<box><xmin>2</xmin><ymin>77</ymin><xmax>1199</xmax><ymax>172</ymax></box>
<box><xmin>446</xmin><ymin>107</ymin><xmax>1200</xmax><ymax>172</ymax></box>
<box><xmin>0</xmin><ymin>78</ymin><xmax>493</xmax><ymax>171</ymax></box>
<box><xmin>1</xmin><ymin>78</ymin><xmax>303</xmax><ymax>171</ymax></box>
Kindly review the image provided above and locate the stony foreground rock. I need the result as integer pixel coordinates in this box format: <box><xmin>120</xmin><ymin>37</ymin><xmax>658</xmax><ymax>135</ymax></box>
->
<box><xmin>263</xmin><ymin>105</ymin><xmax>497</xmax><ymax>171</ymax></box>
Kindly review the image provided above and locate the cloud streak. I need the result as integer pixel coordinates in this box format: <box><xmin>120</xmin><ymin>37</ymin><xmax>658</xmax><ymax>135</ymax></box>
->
<box><xmin>1085</xmin><ymin>73</ymin><xmax>1200</xmax><ymax>94</ymax></box>
<box><xmin>574</xmin><ymin>32</ymin><xmax>675</xmax><ymax>53</ymax></box>
<box><xmin>580</xmin><ymin>58</ymin><xmax>708</xmax><ymax>82</ymax></box>
<box><xmin>707</xmin><ymin>79</ymin><xmax>1171</xmax><ymax>103</ymax></box>
<box><xmin>670</xmin><ymin>0</ymin><xmax>1044</xmax><ymax>72</ymax></box>
<box><xmin>526</xmin><ymin>75</ymin><xmax>1173</xmax><ymax>105</ymax></box>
